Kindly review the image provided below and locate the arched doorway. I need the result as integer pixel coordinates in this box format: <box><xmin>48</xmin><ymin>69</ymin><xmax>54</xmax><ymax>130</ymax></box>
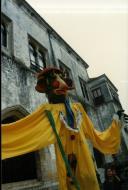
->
<box><xmin>2</xmin><ymin>105</ymin><xmax>39</xmax><ymax>184</ymax></box>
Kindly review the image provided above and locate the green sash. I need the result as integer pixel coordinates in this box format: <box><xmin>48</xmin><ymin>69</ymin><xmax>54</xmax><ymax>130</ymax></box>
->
<box><xmin>45</xmin><ymin>110</ymin><xmax>80</xmax><ymax>190</ymax></box>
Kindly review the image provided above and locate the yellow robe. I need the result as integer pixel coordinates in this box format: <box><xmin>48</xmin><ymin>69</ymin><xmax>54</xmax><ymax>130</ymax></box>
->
<box><xmin>2</xmin><ymin>103</ymin><xmax>121</xmax><ymax>190</ymax></box>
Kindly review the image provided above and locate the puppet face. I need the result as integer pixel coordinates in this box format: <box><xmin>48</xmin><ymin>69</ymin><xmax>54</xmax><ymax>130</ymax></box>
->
<box><xmin>35</xmin><ymin>67</ymin><xmax>74</xmax><ymax>98</ymax></box>
<box><xmin>47</xmin><ymin>72</ymin><xmax>69</xmax><ymax>95</ymax></box>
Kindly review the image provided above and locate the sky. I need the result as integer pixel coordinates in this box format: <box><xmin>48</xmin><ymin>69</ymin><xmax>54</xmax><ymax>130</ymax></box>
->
<box><xmin>26</xmin><ymin>0</ymin><xmax>128</xmax><ymax>113</ymax></box>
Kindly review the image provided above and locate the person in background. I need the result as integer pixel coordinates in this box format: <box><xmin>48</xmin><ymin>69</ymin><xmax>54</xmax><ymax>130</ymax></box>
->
<box><xmin>103</xmin><ymin>165</ymin><xmax>121</xmax><ymax>190</ymax></box>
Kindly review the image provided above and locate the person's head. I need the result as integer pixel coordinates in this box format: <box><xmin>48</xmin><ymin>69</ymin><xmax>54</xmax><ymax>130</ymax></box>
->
<box><xmin>110</xmin><ymin>163</ymin><xmax>117</xmax><ymax>176</ymax></box>
<box><xmin>35</xmin><ymin>67</ymin><xmax>74</xmax><ymax>103</ymax></box>
<box><xmin>104</xmin><ymin>165</ymin><xmax>113</xmax><ymax>179</ymax></box>
<box><xmin>106</xmin><ymin>168</ymin><xmax>113</xmax><ymax>177</ymax></box>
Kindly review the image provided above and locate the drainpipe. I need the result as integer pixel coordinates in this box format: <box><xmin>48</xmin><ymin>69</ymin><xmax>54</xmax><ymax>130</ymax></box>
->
<box><xmin>47</xmin><ymin>29</ymin><xmax>57</xmax><ymax>67</ymax></box>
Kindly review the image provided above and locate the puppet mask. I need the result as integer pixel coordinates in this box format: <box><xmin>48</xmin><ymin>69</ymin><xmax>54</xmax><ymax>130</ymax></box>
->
<box><xmin>35</xmin><ymin>67</ymin><xmax>74</xmax><ymax>96</ymax></box>
<box><xmin>51</xmin><ymin>73</ymin><xmax>69</xmax><ymax>95</ymax></box>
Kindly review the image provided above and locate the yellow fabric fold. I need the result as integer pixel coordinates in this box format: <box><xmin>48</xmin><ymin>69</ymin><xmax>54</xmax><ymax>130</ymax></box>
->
<box><xmin>77</xmin><ymin>104</ymin><xmax>121</xmax><ymax>154</ymax></box>
<box><xmin>1</xmin><ymin>103</ymin><xmax>121</xmax><ymax>190</ymax></box>
<box><xmin>2</xmin><ymin>104</ymin><xmax>61</xmax><ymax>159</ymax></box>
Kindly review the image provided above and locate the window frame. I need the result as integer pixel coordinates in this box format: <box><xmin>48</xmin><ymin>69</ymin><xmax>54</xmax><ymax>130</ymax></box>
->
<box><xmin>92</xmin><ymin>88</ymin><xmax>104</xmax><ymax>106</ymax></box>
<box><xmin>92</xmin><ymin>88</ymin><xmax>102</xmax><ymax>98</ymax></box>
<box><xmin>29</xmin><ymin>43</ymin><xmax>37</xmax><ymax>65</ymax></box>
<box><xmin>58</xmin><ymin>60</ymin><xmax>73</xmax><ymax>80</ymax></box>
<box><xmin>1</xmin><ymin>13</ymin><xmax>12</xmax><ymax>55</ymax></box>
<box><xmin>37</xmin><ymin>50</ymin><xmax>46</xmax><ymax>69</ymax></box>
<box><xmin>28</xmin><ymin>36</ymin><xmax>47</xmax><ymax>72</ymax></box>
<box><xmin>1</xmin><ymin>22</ymin><xmax>8</xmax><ymax>48</ymax></box>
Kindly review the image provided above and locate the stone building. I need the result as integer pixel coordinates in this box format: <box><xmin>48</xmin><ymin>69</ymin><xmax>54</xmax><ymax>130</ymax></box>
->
<box><xmin>1</xmin><ymin>0</ymin><xmax>128</xmax><ymax>189</ymax></box>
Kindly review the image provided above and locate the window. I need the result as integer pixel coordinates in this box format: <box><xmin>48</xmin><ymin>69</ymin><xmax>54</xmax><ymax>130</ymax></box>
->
<box><xmin>1</xmin><ymin>14</ymin><xmax>12</xmax><ymax>52</ymax></box>
<box><xmin>59</xmin><ymin>60</ymin><xmax>73</xmax><ymax>80</ymax></box>
<box><xmin>28</xmin><ymin>37</ymin><xmax>46</xmax><ymax>72</ymax></box>
<box><xmin>79</xmin><ymin>77</ymin><xmax>89</xmax><ymax>101</ymax></box>
<box><xmin>1</xmin><ymin>23</ymin><xmax>7</xmax><ymax>48</ymax></box>
<box><xmin>38</xmin><ymin>51</ymin><xmax>46</xmax><ymax>68</ymax></box>
<box><xmin>92</xmin><ymin>88</ymin><xmax>102</xmax><ymax>98</ymax></box>
<box><xmin>92</xmin><ymin>88</ymin><xmax>104</xmax><ymax>106</ymax></box>
<box><xmin>29</xmin><ymin>44</ymin><xmax>37</xmax><ymax>65</ymax></box>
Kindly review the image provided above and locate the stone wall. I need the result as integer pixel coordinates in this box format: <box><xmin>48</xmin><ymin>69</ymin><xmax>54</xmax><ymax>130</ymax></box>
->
<box><xmin>1</xmin><ymin>53</ymin><xmax>47</xmax><ymax>112</ymax></box>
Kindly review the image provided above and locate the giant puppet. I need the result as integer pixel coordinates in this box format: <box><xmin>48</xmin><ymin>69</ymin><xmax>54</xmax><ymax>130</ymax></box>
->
<box><xmin>2</xmin><ymin>67</ymin><xmax>128</xmax><ymax>190</ymax></box>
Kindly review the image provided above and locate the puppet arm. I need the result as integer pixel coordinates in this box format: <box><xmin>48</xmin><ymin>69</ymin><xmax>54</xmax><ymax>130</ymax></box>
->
<box><xmin>78</xmin><ymin>104</ymin><xmax>121</xmax><ymax>155</ymax></box>
<box><xmin>2</xmin><ymin>104</ymin><xmax>61</xmax><ymax>160</ymax></box>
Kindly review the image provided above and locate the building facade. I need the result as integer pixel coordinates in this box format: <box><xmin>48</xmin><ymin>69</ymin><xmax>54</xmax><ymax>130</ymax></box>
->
<box><xmin>1</xmin><ymin>0</ymin><xmax>128</xmax><ymax>189</ymax></box>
